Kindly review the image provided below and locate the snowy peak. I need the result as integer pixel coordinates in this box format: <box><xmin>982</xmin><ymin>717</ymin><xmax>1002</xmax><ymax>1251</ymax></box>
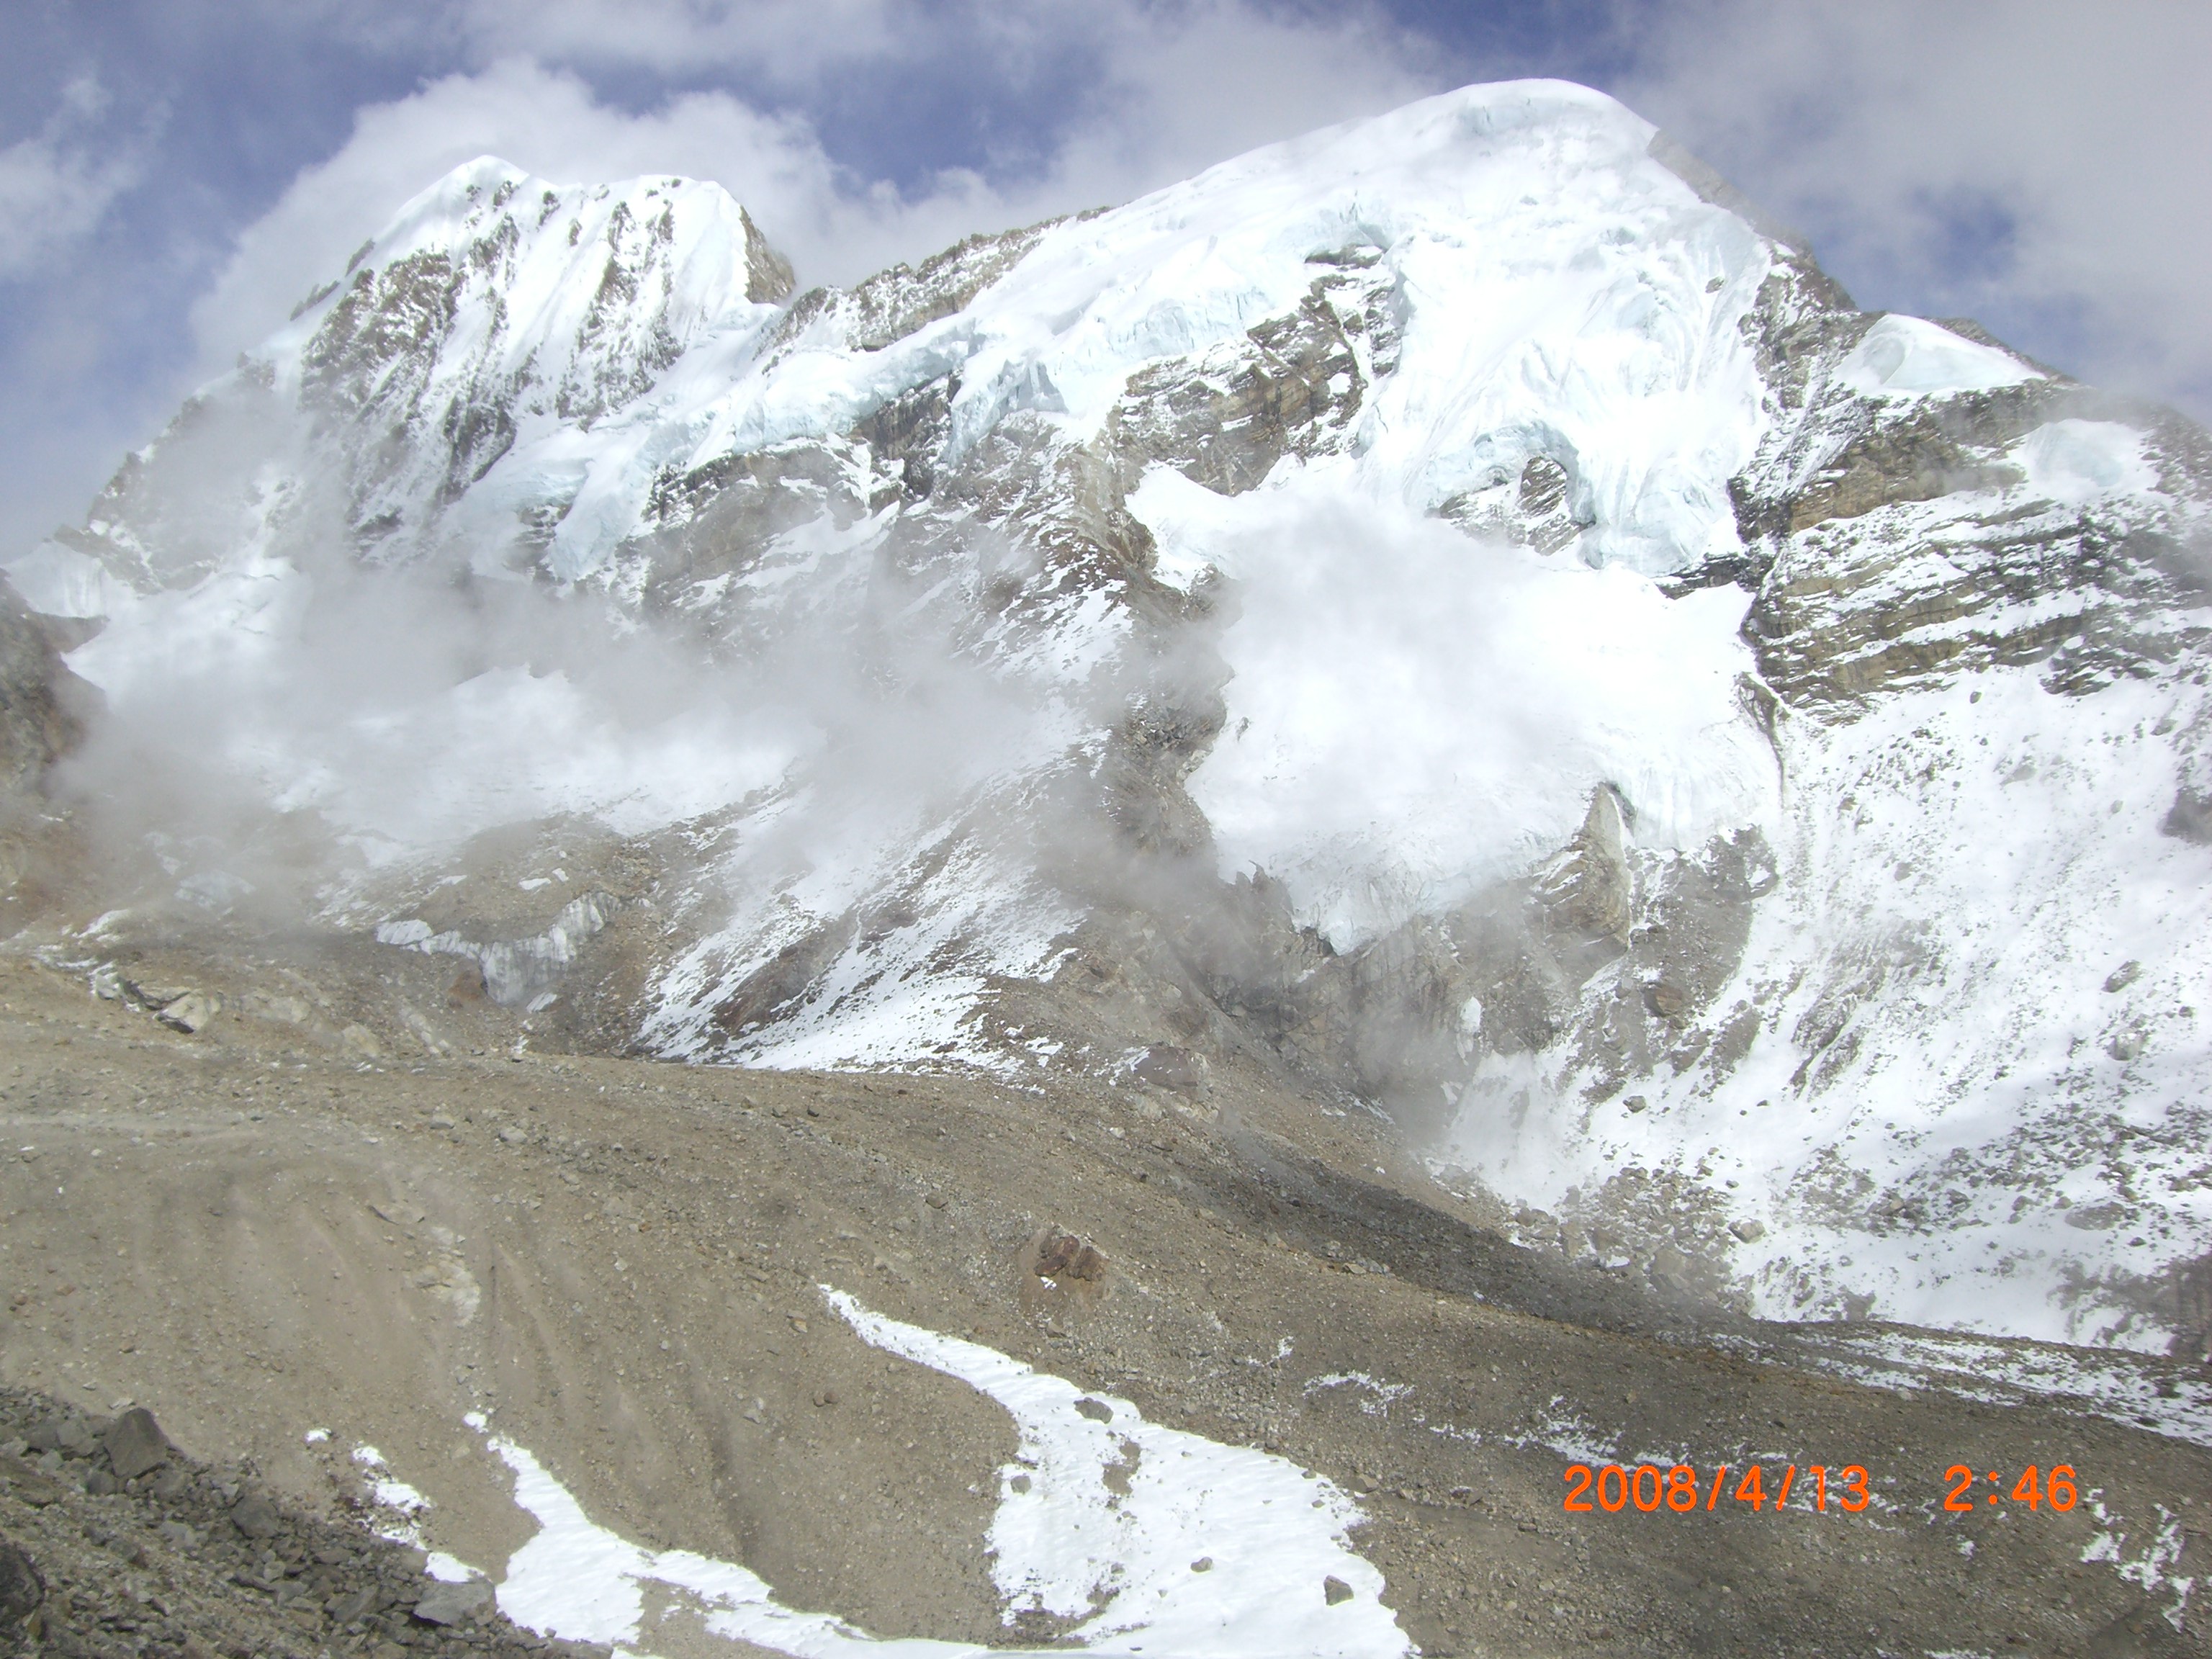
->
<box><xmin>285</xmin><ymin>156</ymin><xmax>793</xmax><ymax>413</ymax></box>
<box><xmin>259</xmin><ymin>158</ymin><xmax>793</xmax><ymax>557</ymax></box>
<box><xmin>43</xmin><ymin>159</ymin><xmax>797</xmax><ymax>585</ymax></box>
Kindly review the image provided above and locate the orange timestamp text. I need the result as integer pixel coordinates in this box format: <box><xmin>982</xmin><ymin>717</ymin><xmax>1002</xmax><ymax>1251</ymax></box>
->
<box><xmin>1563</xmin><ymin>1462</ymin><xmax>2080</xmax><ymax>1515</ymax></box>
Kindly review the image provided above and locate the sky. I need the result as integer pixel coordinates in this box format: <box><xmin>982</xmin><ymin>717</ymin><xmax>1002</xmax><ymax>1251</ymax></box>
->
<box><xmin>2</xmin><ymin>0</ymin><xmax>2207</xmax><ymax>560</ymax></box>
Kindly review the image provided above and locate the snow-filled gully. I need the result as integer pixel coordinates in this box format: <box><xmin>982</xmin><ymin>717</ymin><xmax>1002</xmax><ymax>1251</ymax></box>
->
<box><xmin>421</xmin><ymin>1293</ymin><xmax>1411</xmax><ymax>1659</ymax></box>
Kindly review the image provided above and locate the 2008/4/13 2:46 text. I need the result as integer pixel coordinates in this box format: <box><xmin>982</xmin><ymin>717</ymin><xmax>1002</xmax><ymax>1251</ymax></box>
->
<box><xmin>1562</xmin><ymin>1463</ymin><xmax>2079</xmax><ymax>1515</ymax></box>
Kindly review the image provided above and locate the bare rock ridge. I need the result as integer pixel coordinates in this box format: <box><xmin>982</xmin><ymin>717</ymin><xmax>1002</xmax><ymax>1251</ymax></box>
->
<box><xmin>6</xmin><ymin>77</ymin><xmax>2212</xmax><ymax>1350</ymax></box>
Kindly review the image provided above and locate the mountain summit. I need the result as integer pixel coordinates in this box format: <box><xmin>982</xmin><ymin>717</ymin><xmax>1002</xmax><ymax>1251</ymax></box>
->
<box><xmin>10</xmin><ymin>79</ymin><xmax>2212</xmax><ymax>1357</ymax></box>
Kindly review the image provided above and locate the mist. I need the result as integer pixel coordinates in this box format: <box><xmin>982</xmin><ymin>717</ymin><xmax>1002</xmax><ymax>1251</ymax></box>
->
<box><xmin>38</xmin><ymin>437</ymin><xmax>1097</xmax><ymax>948</ymax></box>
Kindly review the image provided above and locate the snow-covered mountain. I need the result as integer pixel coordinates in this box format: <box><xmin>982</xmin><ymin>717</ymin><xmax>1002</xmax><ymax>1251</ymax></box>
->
<box><xmin>14</xmin><ymin>79</ymin><xmax>2212</xmax><ymax>1357</ymax></box>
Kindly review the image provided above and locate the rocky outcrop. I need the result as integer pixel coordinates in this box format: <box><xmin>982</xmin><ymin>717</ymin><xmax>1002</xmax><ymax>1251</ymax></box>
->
<box><xmin>1714</xmin><ymin>260</ymin><xmax>2212</xmax><ymax>714</ymax></box>
<box><xmin>1107</xmin><ymin>268</ymin><xmax>1381</xmax><ymax>496</ymax></box>
<box><xmin>775</xmin><ymin>218</ymin><xmax>1054</xmax><ymax>356</ymax></box>
<box><xmin>1533</xmin><ymin>786</ymin><xmax>1635</xmax><ymax>948</ymax></box>
<box><xmin>0</xmin><ymin>582</ymin><xmax>86</xmax><ymax>796</ymax></box>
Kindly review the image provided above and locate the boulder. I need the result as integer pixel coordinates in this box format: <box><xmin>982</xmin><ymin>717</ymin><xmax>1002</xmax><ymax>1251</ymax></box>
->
<box><xmin>102</xmin><ymin>1407</ymin><xmax>171</xmax><ymax>1480</ymax></box>
<box><xmin>229</xmin><ymin>1491</ymin><xmax>282</xmax><ymax>1539</ymax></box>
<box><xmin>1032</xmin><ymin>1228</ymin><xmax>1107</xmax><ymax>1284</ymax></box>
<box><xmin>1132</xmin><ymin>1045</ymin><xmax>1202</xmax><ymax>1092</ymax></box>
<box><xmin>156</xmin><ymin>992</ymin><xmax>223</xmax><ymax>1033</ymax></box>
<box><xmin>413</xmin><ymin>1578</ymin><xmax>494</xmax><ymax>1626</ymax></box>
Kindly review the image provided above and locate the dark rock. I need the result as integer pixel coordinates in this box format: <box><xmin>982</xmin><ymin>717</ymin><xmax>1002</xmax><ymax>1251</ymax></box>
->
<box><xmin>230</xmin><ymin>1492</ymin><xmax>282</xmax><ymax>1539</ymax></box>
<box><xmin>82</xmin><ymin>1468</ymin><xmax>117</xmax><ymax>1496</ymax></box>
<box><xmin>1033</xmin><ymin>1228</ymin><xmax>1107</xmax><ymax>1284</ymax></box>
<box><xmin>1073</xmin><ymin>1398</ymin><xmax>1113</xmax><ymax>1423</ymax></box>
<box><xmin>2105</xmin><ymin>960</ymin><xmax>2144</xmax><ymax>993</ymax></box>
<box><xmin>1110</xmin><ymin>278</ymin><xmax>1367</xmax><ymax>498</ymax></box>
<box><xmin>2068</xmin><ymin>1202</ymin><xmax>2128</xmax><ymax>1232</ymax></box>
<box><xmin>0</xmin><ymin>1537</ymin><xmax>42</xmax><ymax>1628</ymax></box>
<box><xmin>1323</xmin><ymin>1575</ymin><xmax>1354</xmax><ymax>1606</ymax></box>
<box><xmin>413</xmin><ymin>1578</ymin><xmax>494</xmax><ymax>1626</ymax></box>
<box><xmin>2162</xmin><ymin>788</ymin><xmax>2212</xmax><ymax>845</ymax></box>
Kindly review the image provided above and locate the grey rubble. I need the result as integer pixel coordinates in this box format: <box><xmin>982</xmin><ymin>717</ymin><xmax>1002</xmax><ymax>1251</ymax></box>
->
<box><xmin>0</xmin><ymin>1388</ymin><xmax>581</xmax><ymax>1659</ymax></box>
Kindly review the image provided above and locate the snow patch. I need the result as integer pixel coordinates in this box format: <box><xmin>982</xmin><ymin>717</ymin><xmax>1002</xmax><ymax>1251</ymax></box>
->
<box><xmin>827</xmin><ymin>1290</ymin><xmax>1406</xmax><ymax>1657</ymax></box>
<box><xmin>2014</xmin><ymin>420</ymin><xmax>2158</xmax><ymax>505</ymax></box>
<box><xmin>470</xmin><ymin>1294</ymin><xmax>1408</xmax><ymax>1658</ymax></box>
<box><xmin>1838</xmin><ymin>315</ymin><xmax>2040</xmax><ymax>398</ymax></box>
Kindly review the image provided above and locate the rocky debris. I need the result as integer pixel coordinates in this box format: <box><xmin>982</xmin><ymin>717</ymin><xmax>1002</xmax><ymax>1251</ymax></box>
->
<box><xmin>229</xmin><ymin>1491</ymin><xmax>282</xmax><ymax>1537</ymax></box>
<box><xmin>2086</xmin><ymin>1598</ymin><xmax>2194</xmax><ymax>1657</ymax></box>
<box><xmin>1</xmin><ymin>957</ymin><xmax>2206</xmax><ymax>1658</ymax></box>
<box><xmin>0</xmin><ymin>1387</ymin><xmax>589</xmax><ymax>1659</ymax></box>
<box><xmin>1030</xmin><ymin>1228</ymin><xmax>1107</xmax><ymax>1284</ymax></box>
<box><xmin>86</xmin><ymin>972</ymin><xmax>230</xmax><ymax>1037</ymax></box>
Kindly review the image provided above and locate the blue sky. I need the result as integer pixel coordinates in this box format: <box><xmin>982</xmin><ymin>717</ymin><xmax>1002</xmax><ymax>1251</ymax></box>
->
<box><xmin>3</xmin><ymin>1</ymin><xmax>2206</xmax><ymax>559</ymax></box>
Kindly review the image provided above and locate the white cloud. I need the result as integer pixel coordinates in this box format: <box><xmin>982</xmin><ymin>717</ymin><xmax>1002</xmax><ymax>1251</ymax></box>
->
<box><xmin>0</xmin><ymin>76</ymin><xmax>143</xmax><ymax>282</ymax></box>
<box><xmin>190</xmin><ymin>1</ymin><xmax>1435</xmax><ymax>376</ymax></box>
<box><xmin>451</xmin><ymin>0</ymin><xmax>909</xmax><ymax>82</ymax></box>
<box><xmin>1618</xmin><ymin>0</ymin><xmax>2212</xmax><ymax>410</ymax></box>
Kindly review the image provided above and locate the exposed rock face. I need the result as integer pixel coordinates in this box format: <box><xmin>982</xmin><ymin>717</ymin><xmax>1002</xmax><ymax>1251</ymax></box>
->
<box><xmin>1533</xmin><ymin>787</ymin><xmax>1635</xmax><ymax>948</ymax></box>
<box><xmin>1110</xmin><ymin>264</ymin><xmax>1382</xmax><ymax>497</ymax></box>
